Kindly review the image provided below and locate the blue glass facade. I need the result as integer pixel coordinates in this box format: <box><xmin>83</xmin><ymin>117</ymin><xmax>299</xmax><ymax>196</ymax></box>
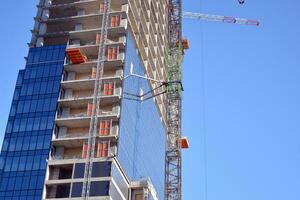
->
<box><xmin>0</xmin><ymin>45</ymin><xmax>66</xmax><ymax>199</ymax></box>
<box><xmin>118</xmin><ymin>31</ymin><xmax>166</xmax><ymax>199</ymax></box>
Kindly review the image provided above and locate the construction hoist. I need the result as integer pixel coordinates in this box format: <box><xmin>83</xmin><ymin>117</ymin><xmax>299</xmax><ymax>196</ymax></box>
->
<box><xmin>81</xmin><ymin>0</ymin><xmax>110</xmax><ymax>198</ymax></box>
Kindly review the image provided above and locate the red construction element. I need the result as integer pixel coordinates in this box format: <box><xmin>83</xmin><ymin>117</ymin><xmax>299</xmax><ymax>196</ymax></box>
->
<box><xmin>92</xmin><ymin>67</ymin><xmax>97</xmax><ymax>79</ymax></box>
<box><xmin>82</xmin><ymin>143</ymin><xmax>88</xmax><ymax>159</ymax></box>
<box><xmin>96</xmin><ymin>33</ymin><xmax>104</xmax><ymax>45</ymax></box>
<box><xmin>99</xmin><ymin>3</ymin><xmax>105</xmax><ymax>13</ymax></box>
<box><xmin>87</xmin><ymin>103</ymin><xmax>94</xmax><ymax>117</ymax></box>
<box><xmin>96</xmin><ymin>142</ymin><xmax>109</xmax><ymax>158</ymax></box>
<box><xmin>180</xmin><ymin>137</ymin><xmax>190</xmax><ymax>149</ymax></box>
<box><xmin>111</xmin><ymin>15</ymin><xmax>121</xmax><ymax>27</ymax></box>
<box><xmin>182</xmin><ymin>38</ymin><xmax>190</xmax><ymax>50</ymax></box>
<box><xmin>99</xmin><ymin>121</ymin><xmax>110</xmax><ymax>136</ymax></box>
<box><xmin>66</xmin><ymin>48</ymin><xmax>87</xmax><ymax>64</ymax></box>
<box><xmin>107</xmin><ymin>47</ymin><xmax>118</xmax><ymax>60</ymax></box>
<box><xmin>103</xmin><ymin>82</ymin><xmax>114</xmax><ymax>96</ymax></box>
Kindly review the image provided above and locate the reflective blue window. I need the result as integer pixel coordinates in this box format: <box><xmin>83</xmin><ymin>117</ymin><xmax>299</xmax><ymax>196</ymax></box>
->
<box><xmin>9</xmin><ymin>138</ymin><xmax>16</xmax><ymax>151</ymax></box>
<box><xmin>15</xmin><ymin>137</ymin><xmax>23</xmax><ymax>151</ymax></box>
<box><xmin>16</xmin><ymin>71</ymin><xmax>24</xmax><ymax>85</ymax></box>
<box><xmin>13</xmin><ymin>88</ymin><xmax>20</xmax><ymax>100</ymax></box>
<box><xmin>17</xmin><ymin>102</ymin><xmax>24</xmax><ymax>114</ymax></box>
<box><xmin>25</xmin><ymin>156</ymin><xmax>33</xmax><ymax>171</ymax></box>
<box><xmin>25</xmin><ymin>118</ymin><xmax>34</xmax><ymax>132</ymax></box>
<box><xmin>118</xmin><ymin>31</ymin><xmax>165</xmax><ymax>199</ymax></box>
<box><xmin>0</xmin><ymin>45</ymin><xmax>66</xmax><ymax>199</ymax></box>
<box><xmin>9</xmin><ymin>104</ymin><xmax>17</xmax><ymax>117</ymax></box>
<box><xmin>23</xmin><ymin>101</ymin><xmax>30</xmax><ymax>113</ymax></box>
<box><xmin>22</xmin><ymin>137</ymin><xmax>30</xmax><ymax>151</ymax></box>
<box><xmin>33</xmin><ymin>118</ymin><xmax>40</xmax><ymax>131</ymax></box>
<box><xmin>19</xmin><ymin>119</ymin><xmax>27</xmax><ymax>132</ymax></box>
<box><xmin>18</xmin><ymin>157</ymin><xmax>26</xmax><ymax>171</ymax></box>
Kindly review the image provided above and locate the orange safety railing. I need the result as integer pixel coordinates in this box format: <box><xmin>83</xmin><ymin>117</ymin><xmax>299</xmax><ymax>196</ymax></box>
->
<box><xmin>107</xmin><ymin>47</ymin><xmax>118</xmax><ymax>60</ymax></box>
<box><xmin>99</xmin><ymin>3</ymin><xmax>105</xmax><ymax>13</ymax></box>
<box><xmin>96</xmin><ymin>33</ymin><xmax>104</xmax><ymax>45</ymax></box>
<box><xmin>103</xmin><ymin>82</ymin><xmax>114</xmax><ymax>96</ymax></box>
<box><xmin>111</xmin><ymin>15</ymin><xmax>121</xmax><ymax>27</ymax></box>
<box><xmin>87</xmin><ymin>103</ymin><xmax>95</xmax><ymax>117</ymax></box>
<box><xmin>96</xmin><ymin>142</ymin><xmax>109</xmax><ymax>158</ymax></box>
<box><xmin>182</xmin><ymin>38</ymin><xmax>190</xmax><ymax>50</ymax></box>
<box><xmin>92</xmin><ymin>67</ymin><xmax>97</xmax><ymax>79</ymax></box>
<box><xmin>99</xmin><ymin>120</ymin><xmax>111</xmax><ymax>136</ymax></box>
<box><xmin>66</xmin><ymin>48</ymin><xmax>87</xmax><ymax>64</ymax></box>
<box><xmin>82</xmin><ymin>143</ymin><xmax>89</xmax><ymax>159</ymax></box>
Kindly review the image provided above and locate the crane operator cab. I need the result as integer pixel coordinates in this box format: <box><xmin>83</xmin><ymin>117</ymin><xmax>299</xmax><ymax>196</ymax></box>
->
<box><xmin>238</xmin><ymin>0</ymin><xmax>245</xmax><ymax>4</ymax></box>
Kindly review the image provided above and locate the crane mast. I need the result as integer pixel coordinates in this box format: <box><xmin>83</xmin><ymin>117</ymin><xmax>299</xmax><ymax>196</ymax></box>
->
<box><xmin>165</xmin><ymin>1</ymin><xmax>183</xmax><ymax>200</ymax></box>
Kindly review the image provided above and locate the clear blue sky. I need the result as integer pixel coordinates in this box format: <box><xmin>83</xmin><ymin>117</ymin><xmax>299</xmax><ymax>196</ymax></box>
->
<box><xmin>1</xmin><ymin>1</ymin><xmax>300</xmax><ymax>200</ymax></box>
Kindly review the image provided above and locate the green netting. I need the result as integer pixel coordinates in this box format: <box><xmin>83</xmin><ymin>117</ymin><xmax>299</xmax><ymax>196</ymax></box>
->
<box><xmin>167</xmin><ymin>47</ymin><xmax>183</xmax><ymax>96</ymax></box>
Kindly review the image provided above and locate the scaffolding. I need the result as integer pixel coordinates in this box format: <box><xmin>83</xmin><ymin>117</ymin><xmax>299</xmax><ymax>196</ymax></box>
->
<box><xmin>81</xmin><ymin>0</ymin><xmax>111</xmax><ymax>198</ymax></box>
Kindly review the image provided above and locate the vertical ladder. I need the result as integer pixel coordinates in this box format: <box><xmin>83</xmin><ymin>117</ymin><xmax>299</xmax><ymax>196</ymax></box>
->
<box><xmin>82</xmin><ymin>0</ymin><xmax>111</xmax><ymax>199</ymax></box>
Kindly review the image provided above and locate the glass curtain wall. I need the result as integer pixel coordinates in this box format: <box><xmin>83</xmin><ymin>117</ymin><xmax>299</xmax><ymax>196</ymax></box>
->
<box><xmin>0</xmin><ymin>45</ymin><xmax>66</xmax><ymax>199</ymax></box>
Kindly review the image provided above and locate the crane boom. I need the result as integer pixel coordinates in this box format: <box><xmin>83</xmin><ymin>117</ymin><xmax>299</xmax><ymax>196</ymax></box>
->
<box><xmin>183</xmin><ymin>11</ymin><xmax>260</xmax><ymax>26</ymax></box>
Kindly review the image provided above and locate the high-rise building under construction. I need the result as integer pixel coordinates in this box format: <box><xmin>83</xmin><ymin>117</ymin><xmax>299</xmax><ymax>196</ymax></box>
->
<box><xmin>0</xmin><ymin>0</ymin><xmax>170</xmax><ymax>199</ymax></box>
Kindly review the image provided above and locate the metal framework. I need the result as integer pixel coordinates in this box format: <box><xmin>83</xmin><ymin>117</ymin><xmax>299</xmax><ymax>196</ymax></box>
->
<box><xmin>183</xmin><ymin>11</ymin><xmax>260</xmax><ymax>26</ymax></box>
<box><xmin>82</xmin><ymin>0</ymin><xmax>111</xmax><ymax>198</ymax></box>
<box><xmin>165</xmin><ymin>1</ymin><xmax>183</xmax><ymax>200</ymax></box>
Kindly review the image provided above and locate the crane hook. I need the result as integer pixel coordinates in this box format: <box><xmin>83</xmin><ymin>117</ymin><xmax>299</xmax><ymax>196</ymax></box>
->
<box><xmin>238</xmin><ymin>0</ymin><xmax>245</xmax><ymax>4</ymax></box>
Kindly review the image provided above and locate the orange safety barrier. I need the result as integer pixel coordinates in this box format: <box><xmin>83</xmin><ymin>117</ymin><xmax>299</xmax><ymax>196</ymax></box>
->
<box><xmin>97</xmin><ymin>142</ymin><xmax>109</xmax><ymax>158</ymax></box>
<box><xmin>103</xmin><ymin>83</ymin><xmax>109</xmax><ymax>95</ymax></box>
<box><xmin>112</xmin><ymin>47</ymin><xmax>118</xmax><ymax>59</ymax></box>
<box><xmin>111</xmin><ymin>15</ymin><xmax>121</xmax><ymax>27</ymax></box>
<box><xmin>99</xmin><ymin>121</ymin><xmax>110</xmax><ymax>136</ymax></box>
<box><xmin>107</xmin><ymin>48</ymin><xmax>113</xmax><ymax>60</ymax></box>
<box><xmin>107</xmin><ymin>47</ymin><xmax>118</xmax><ymax>60</ymax></box>
<box><xmin>99</xmin><ymin>3</ymin><xmax>105</xmax><ymax>13</ymax></box>
<box><xmin>181</xmin><ymin>137</ymin><xmax>190</xmax><ymax>149</ymax></box>
<box><xmin>82</xmin><ymin>143</ymin><xmax>88</xmax><ymax>159</ymax></box>
<box><xmin>108</xmin><ymin>82</ymin><xmax>114</xmax><ymax>95</ymax></box>
<box><xmin>87</xmin><ymin>103</ymin><xmax>94</xmax><ymax>117</ymax></box>
<box><xmin>103</xmin><ymin>82</ymin><xmax>114</xmax><ymax>96</ymax></box>
<box><xmin>182</xmin><ymin>38</ymin><xmax>190</xmax><ymax>50</ymax></box>
<box><xmin>92</xmin><ymin>67</ymin><xmax>97</xmax><ymax>79</ymax></box>
<box><xmin>66</xmin><ymin>48</ymin><xmax>87</xmax><ymax>64</ymax></box>
<box><xmin>96</xmin><ymin>33</ymin><xmax>104</xmax><ymax>45</ymax></box>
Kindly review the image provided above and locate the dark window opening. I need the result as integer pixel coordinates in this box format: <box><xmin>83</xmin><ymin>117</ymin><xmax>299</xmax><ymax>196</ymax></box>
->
<box><xmin>46</xmin><ymin>184</ymin><xmax>70</xmax><ymax>199</ymax></box>
<box><xmin>90</xmin><ymin>181</ymin><xmax>110</xmax><ymax>197</ymax></box>
<box><xmin>71</xmin><ymin>182</ymin><xmax>83</xmax><ymax>197</ymax></box>
<box><xmin>56</xmin><ymin>184</ymin><xmax>70</xmax><ymax>198</ymax></box>
<box><xmin>73</xmin><ymin>163</ymin><xmax>85</xmax><ymax>179</ymax></box>
<box><xmin>59</xmin><ymin>166</ymin><xmax>73</xmax><ymax>179</ymax></box>
<box><xmin>92</xmin><ymin>162</ymin><xmax>111</xmax><ymax>177</ymax></box>
<box><xmin>49</xmin><ymin>165</ymin><xmax>73</xmax><ymax>180</ymax></box>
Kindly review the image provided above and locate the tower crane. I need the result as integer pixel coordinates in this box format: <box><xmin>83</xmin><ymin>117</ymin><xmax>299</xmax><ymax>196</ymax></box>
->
<box><xmin>165</xmin><ymin>2</ymin><xmax>260</xmax><ymax>200</ymax></box>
